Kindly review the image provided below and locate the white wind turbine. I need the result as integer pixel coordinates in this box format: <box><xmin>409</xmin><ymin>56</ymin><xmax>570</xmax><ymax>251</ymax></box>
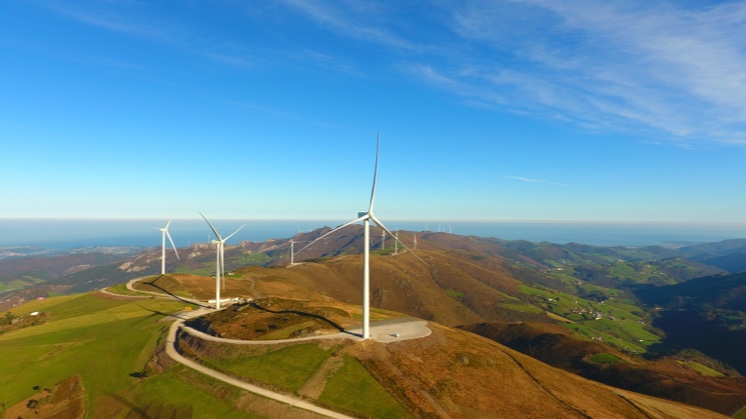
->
<box><xmin>153</xmin><ymin>214</ymin><xmax>180</xmax><ymax>275</ymax></box>
<box><xmin>200</xmin><ymin>213</ymin><xmax>244</xmax><ymax>310</ymax></box>
<box><xmin>288</xmin><ymin>239</ymin><xmax>309</xmax><ymax>266</ymax></box>
<box><xmin>298</xmin><ymin>134</ymin><xmax>426</xmax><ymax>339</ymax></box>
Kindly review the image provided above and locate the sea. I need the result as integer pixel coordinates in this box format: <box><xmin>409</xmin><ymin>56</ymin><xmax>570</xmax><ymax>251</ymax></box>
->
<box><xmin>2</xmin><ymin>219</ymin><xmax>746</xmax><ymax>250</ymax></box>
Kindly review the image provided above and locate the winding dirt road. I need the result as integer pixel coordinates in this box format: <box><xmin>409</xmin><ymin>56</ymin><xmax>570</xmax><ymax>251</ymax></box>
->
<box><xmin>165</xmin><ymin>310</ymin><xmax>354</xmax><ymax>419</ymax></box>
<box><xmin>118</xmin><ymin>277</ymin><xmax>432</xmax><ymax>418</ymax></box>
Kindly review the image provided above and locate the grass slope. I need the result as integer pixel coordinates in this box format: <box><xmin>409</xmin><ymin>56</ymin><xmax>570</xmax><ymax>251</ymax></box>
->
<box><xmin>0</xmin><ymin>292</ymin><xmax>303</xmax><ymax>418</ymax></box>
<box><xmin>1</xmin><ymin>282</ymin><xmax>733</xmax><ymax>419</ymax></box>
<box><xmin>176</xmin><ymin>295</ymin><xmax>728</xmax><ymax>419</ymax></box>
<box><xmin>0</xmin><ymin>294</ymin><xmax>187</xmax><ymax>410</ymax></box>
<box><xmin>460</xmin><ymin>321</ymin><xmax>746</xmax><ymax>416</ymax></box>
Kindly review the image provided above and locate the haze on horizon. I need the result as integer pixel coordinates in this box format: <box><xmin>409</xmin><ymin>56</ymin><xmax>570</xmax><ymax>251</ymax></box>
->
<box><xmin>3</xmin><ymin>1</ymin><xmax>746</xmax><ymax>224</ymax></box>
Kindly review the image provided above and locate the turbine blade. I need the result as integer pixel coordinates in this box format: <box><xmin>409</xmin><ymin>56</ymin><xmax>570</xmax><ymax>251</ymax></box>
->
<box><xmin>368</xmin><ymin>132</ymin><xmax>380</xmax><ymax>213</ymax></box>
<box><xmin>370</xmin><ymin>215</ymin><xmax>429</xmax><ymax>266</ymax></box>
<box><xmin>166</xmin><ymin>231</ymin><xmax>180</xmax><ymax>260</ymax></box>
<box><xmin>200</xmin><ymin>212</ymin><xmax>223</xmax><ymax>240</ymax></box>
<box><xmin>165</xmin><ymin>212</ymin><xmax>176</xmax><ymax>229</ymax></box>
<box><xmin>224</xmin><ymin>224</ymin><xmax>245</xmax><ymax>241</ymax></box>
<box><xmin>297</xmin><ymin>215</ymin><xmax>367</xmax><ymax>256</ymax></box>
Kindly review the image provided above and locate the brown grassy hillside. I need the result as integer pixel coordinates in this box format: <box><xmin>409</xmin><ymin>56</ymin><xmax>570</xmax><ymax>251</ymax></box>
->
<box><xmin>234</xmin><ymin>249</ymin><xmax>552</xmax><ymax>327</ymax></box>
<box><xmin>460</xmin><ymin>321</ymin><xmax>746</xmax><ymax>416</ymax></box>
<box><xmin>178</xmin><ymin>304</ymin><xmax>728</xmax><ymax>419</ymax></box>
<box><xmin>355</xmin><ymin>324</ymin><xmax>728</xmax><ymax>418</ymax></box>
<box><xmin>135</xmin><ymin>258</ymin><xmax>746</xmax><ymax>416</ymax></box>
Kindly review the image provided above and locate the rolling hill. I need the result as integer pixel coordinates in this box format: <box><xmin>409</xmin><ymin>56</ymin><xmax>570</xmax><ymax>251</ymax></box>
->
<box><xmin>459</xmin><ymin>321</ymin><xmax>746</xmax><ymax>416</ymax></box>
<box><xmin>5</xmin><ymin>228</ymin><xmax>746</xmax><ymax>416</ymax></box>
<box><xmin>0</xmin><ymin>287</ymin><xmax>731</xmax><ymax>418</ymax></box>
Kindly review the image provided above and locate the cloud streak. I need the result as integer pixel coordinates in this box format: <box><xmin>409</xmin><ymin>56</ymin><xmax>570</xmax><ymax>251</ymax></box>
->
<box><xmin>40</xmin><ymin>0</ymin><xmax>746</xmax><ymax>145</ymax></box>
<box><xmin>507</xmin><ymin>176</ymin><xmax>566</xmax><ymax>187</ymax></box>
<box><xmin>435</xmin><ymin>1</ymin><xmax>746</xmax><ymax>145</ymax></box>
<box><xmin>280</xmin><ymin>0</ymin><xmax>746</xmax><ymax>145</ymax></box>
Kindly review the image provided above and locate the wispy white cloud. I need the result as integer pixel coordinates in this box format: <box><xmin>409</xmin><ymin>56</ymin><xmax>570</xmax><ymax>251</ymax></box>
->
<box><xmin>38</xmin><ymin>0</ymin><xmax>746</xmax><ymax>145</ymax></box>
<box><xmin>42</xmin><ymin>1</ymin><xmax>177</xmax><ymax>42</ymax></box>
<box><xmin>38</xmin><ymin>1</ymin><xmax>259</xmax><ymax>70</ymax></box>
<box><xmin>437</xmin><ymin>0</ymin><xmax>746</xmax><ymax>145</ymax></box>
<box><xmin>276</xmin><ymin>0</ymin><xmax>421</xmax><ymax>51</ymax></box>
<box><xmin>276</xmin><ymin>0</ymin><xmax>746</xmax><ymax>145</ymax></box>
<box><xmin>507</xmin><ymin>176</ymin><xmax>566</xmax><ymax>186</ymax></box>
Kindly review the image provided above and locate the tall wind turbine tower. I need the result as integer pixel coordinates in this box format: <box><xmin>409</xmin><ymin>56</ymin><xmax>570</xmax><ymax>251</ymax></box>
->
<box><xmin>288</xmin><ymin>239</ymin><xmax>308</xmax><ymax>266</ymax></box>
<box><xmin>381</xmin><ymin>231</ymin><xmax>386</xmax><ymax>249</ymax></box>
<box><xmin>200</xmin><ymin>213</ymin><xmax>244</xmax><ymax>310</ymax></box>
<box><xmin>394</xmin><ymin>230</ymin><xmax>399</xmax><ymax>255</ymax></box>
<box><xmin>153</xmin><ymin>214</ymin><xmax>179</xmax><ymax>275</ymax></box>
<box><xmin>298</xmin><ymin>134</ymin><xmax>425</xmax><ymax>339</ymax></box>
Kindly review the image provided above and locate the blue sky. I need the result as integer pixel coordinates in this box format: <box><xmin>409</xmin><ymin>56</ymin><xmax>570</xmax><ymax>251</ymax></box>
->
<box><xmin>3</xmin><ymin>0</ymin><xmax>746</xmax><ymax>223</ymax></box>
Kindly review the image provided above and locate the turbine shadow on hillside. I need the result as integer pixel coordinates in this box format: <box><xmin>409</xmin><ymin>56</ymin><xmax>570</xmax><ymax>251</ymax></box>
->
<box><xmin>142</xmin><ymin>275</ymin><xmax>210</xmax><ymax>308</ymax></box>
<box><xmin>248</xmin><ymin>301</ymin><xmax>355</xmax><ymax>337</ymax></box>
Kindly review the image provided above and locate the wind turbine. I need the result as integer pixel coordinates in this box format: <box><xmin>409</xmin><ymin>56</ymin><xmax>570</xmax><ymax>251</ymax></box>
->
<box><xmin>200</xmin><ymin>213</ymin><xmax>244</xmax><ymax>310</ymax></box>
<box><xmin>381</xmin><ymin>230</ymin><xmax>386</xmax><ymax>249</ymax></box>
<box><xmin>288</xmin><ymin>239</ymin><xmax>308</xmax><ymax>266</ymax></box>
<box><xmin>298</xmin><ymin>134</ymin><xmax>426</xmax><ymax>339</ymax></box>
<box><xmin>152</xmin><ymin>214</ymin><xmax>179</xmax><ymax>275</ymax></box>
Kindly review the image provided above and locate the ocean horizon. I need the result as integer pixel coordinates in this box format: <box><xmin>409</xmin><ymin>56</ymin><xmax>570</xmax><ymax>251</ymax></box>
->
<box><xmin>2</xmin><ymin>219</ymin><xmax>746</xmax><ymax>249</ymax></box>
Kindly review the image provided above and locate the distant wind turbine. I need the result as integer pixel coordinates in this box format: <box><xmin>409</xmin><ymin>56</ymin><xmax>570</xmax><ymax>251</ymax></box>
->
<box><xmin>298</xmin><ymin>134</ymin><xmax>426</xmax><ymax>339</ymax></box>
<box><xmin>381</xmin><ymin>230</ymin><xmax>386</xmax><ymax>249</ymax></box>
<box><xmin>288</xmin><ymin>239</ymin><xmax>308</xmax><ymax>266</ymax></box>
<box><xmin>200</xmin><ymin>213</ymin><xmax>244</xmax><ymax>310</ymax></box>
<box><xmin>152</xmin><ymin>214</ymin><xmax>179</xmax><ymax>275</ymax></box>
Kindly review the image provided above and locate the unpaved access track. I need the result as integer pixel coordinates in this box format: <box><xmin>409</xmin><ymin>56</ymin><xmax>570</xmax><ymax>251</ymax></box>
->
<box><xmin>117</xmin><ymin>277</ymin><xmax>432</xmax><ymax>418</ymax></box>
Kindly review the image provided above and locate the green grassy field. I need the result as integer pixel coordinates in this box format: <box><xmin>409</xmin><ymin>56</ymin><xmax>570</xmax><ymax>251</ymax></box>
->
<box><xmin>516</xmin><ymin>284</ymin><xmax>662</xmax><ymax>352</ymax></box>
<box><xmin>1</xmin><ymin>291</ymin><xmax>414</xmax><ymax>418</ymax></box>
<box><xmin>0</xmin><ymin>293</ymin><xmax>199</xmax><ymax>414</ymax></box>
<box><xmin>679</xmin><ymin>361</ymin><xmax>725</xmax><ymax>377</ymax></box>
<box><xmin>589</xmin><ymin>353</ymin><xmax>623</xmax><ymax>364</ymax></box>
<box><xmin>182</xmin><ymin>334</ymin><xmax>413</xmax><ymax>417</ymax></box>
<box><xmin>173</xmin><ymin>263</ymin><xmax>214</xmax><ymax>276</ymax></box>
<box><xmin>318</xmin><ymin>353</ymin><xmax>412</xmax><ymax>418</ymax></box>
<box><xmin>128</xmin><ymin>366</ymin><xmax>266</xmax><ymax>419</ymax></box>
<box><xmin>202</xmin><ymin>343</ymin><xmax>332</xmax><ymax>392</ymax></box>
<box><xmin>445</xmin><ymin>289</ymin><xmax>465</xmax><ymax>299</ymax></box>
